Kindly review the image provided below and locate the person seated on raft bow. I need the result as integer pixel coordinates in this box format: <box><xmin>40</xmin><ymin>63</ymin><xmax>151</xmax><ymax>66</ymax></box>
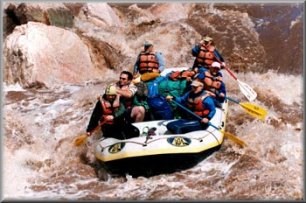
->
<box><xmin>191</xmin><ymin>35</ymin><xmax>226</xmax><ymax>74</ymax></box>
<box><xmin>133</xmin><ymin>40</ymin><xmax>165</xmax><ymax>78</ymax></box>
<box><xmin>165</xmin><ymin>80</ymin><xmax>216</xmax><ymax>134</ymax></box>
<box><xmin>115</xmin><ymin>71</ymin><xmax>146</xmax><ymax>123</ymax></box>
<box><xmin>195</xmin><ymin>61</ymin><xmax>226</xmax><ymax>107</ymax></box>
<box><xmin>85</xmin><ymin>84</ymin><xmax>139</xmax><ymax>139</ymax></box>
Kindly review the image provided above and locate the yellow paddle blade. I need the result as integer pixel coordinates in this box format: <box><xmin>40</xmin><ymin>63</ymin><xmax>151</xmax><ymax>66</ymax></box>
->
<box><xmin>141</xmin><ymin>72</ymin><xmax>160</xmax><ymax>82</ymax></box>
<box><xmin>221</xmin><ymin>130</ymin><xmax>247</xmax><ymax>147</ymax></box>
<box><xmin>240</xmin><ymin>102</ymin><xmax>268</xmax><ymax>121</ymax></box>
<box><xmin>74</xmin><ymin>134</ymin><xmax>88</xmax><ymax>147</ymax></box>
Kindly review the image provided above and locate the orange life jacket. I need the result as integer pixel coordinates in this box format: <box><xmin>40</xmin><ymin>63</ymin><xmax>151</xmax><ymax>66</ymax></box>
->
<box><xmin>187</xmin><ymin>91</ymin><xmax>210</xmax><ymax>117</ymax></box>
<box><xmin>203</xmin><ymin>71</ymin><xmax>222</xmax><ymax>93</ymax></box>
<box><xmin>99</xmin><ymin>96</ymin><xmax>120</xmax><ymax>124</ymax></box>
<box><xmin>139</xmin><ymin>51</ymin><xmax>159</xmax><ymax>74</ymax></box>
<box><xmin>196</xmin><ymin>45</ymin><xmax>215</xmax><ymax>67</ymax></box>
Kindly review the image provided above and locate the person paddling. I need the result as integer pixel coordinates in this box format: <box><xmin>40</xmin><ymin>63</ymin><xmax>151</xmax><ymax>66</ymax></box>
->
<box><xmin>165</xmin><ymin>80</ymin><xmax>216</xmax><ymax>134</ymax></box>
<box><xmin>191</xmin><ymin>35</ymin><xmax>226</xmax><ymax>74</ymax></box>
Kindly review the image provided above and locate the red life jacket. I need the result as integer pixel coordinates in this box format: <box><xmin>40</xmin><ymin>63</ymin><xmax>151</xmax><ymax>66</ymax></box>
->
<box><xmin>196</xmin><ymin>45</ymin><xmax>215</xmax><ymax>67</ymax></box>
<box><xmin>99</xmin><ymin>96</ymin><xmax>120</xmax><ymax>124</ymax></box>
<box><xmin>203</xmin><ymin>71</ymin><xmax>222</xmax><ymax>93</ymax></box>
<box><xmin>187</xmin><ymin>91</ymin><xmax>210</xmax><ymax>117</ymax></box>
<box><xmin>139</xmin><ymin>51</ymin><xmax>159</xmax><ymax>74</ymax></box>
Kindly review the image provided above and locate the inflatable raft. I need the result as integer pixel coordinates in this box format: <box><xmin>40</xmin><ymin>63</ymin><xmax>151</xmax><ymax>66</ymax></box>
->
<box><xmin>94</xmin><ymin>68</ymin><xmax>229</xmax><ymax>177</ymax></box>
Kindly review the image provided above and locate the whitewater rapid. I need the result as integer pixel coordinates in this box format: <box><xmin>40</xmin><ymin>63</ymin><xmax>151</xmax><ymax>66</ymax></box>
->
<box><xmin>2</xmin><ymin>69</ymin><xmax>303</xmax><ymax>200</ymax></box>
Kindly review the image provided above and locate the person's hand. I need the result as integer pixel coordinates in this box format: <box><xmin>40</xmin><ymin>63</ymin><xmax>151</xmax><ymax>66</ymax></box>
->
<box><xmin>201</xmin><ymin>118</ymin><xmax>209</xmax><ymax>123</ymax></box>
<box><xmin>104</xmin><ymin>115</ymin><xmax>114</xmax><ymax>121</ymax></box>
<box><xmin>115</xmin><ymin>88</ymin><xmax>121</xmax><ymax>95</ymax></box>
<box><xmin>219</xmin><ymin>93</ymin><xmax>225</xmax><ymax>98</ymax></box>
<box><xmin>166</xmin><ymin>95</ymin><xmax>173</xmax><ymax>101</ymax></box>
<box><xmin>221</xmin><ymin>62</ymin><xmax>226</xmax><ymax>68</ymax></box>
<box><xmin>194</xmin><ymin>67</ymin><xmax>199</xmax><ymax>73</ymax></box>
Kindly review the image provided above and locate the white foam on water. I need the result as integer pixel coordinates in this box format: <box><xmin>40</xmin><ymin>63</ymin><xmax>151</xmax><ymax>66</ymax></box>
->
<box><xmin>3</xmin><ymin>148</ymin><xmax>41</xmax><ymax>200</ymax></box>
<box><xmin>3</xmin><ymin>83</ymin><xmax>26</xmax><ymax>92</ymax></box>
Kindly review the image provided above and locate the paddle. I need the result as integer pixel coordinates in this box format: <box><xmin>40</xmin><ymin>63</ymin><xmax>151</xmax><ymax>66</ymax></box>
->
<box><xmin>170</xmin><ymin>99</ymin><xmax>246</xmax><ymax>147</ymax></box>
<box><xmin>74</xmin><ymin>120</ymin><xmax>106</xmax><ymax>147</ymax></box>
<box><xmin>226</xmin><ymin>96</ymin><xmax>268</xmax><ymax>121</ymax></box>
<box><xmin>214</xmin><ymin>57</ymin><xmax>257</xmax><ymax>102</ymax></box>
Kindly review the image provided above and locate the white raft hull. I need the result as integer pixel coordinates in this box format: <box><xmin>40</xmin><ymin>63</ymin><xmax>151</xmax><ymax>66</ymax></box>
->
<box><xmin>95</xmin><ymin>100</ymin><xmax>228</xmax><ymax>177</ymax></box>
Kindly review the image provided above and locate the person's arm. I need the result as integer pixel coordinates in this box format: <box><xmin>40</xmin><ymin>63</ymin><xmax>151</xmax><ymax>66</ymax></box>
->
<box><xmin>86</xmin><ymin>100</ymin><xmax>103</xmax><ymax>133</ymax></box>
<box><xmin>116</xmin><ymin>84</ymin><xmax>137</xmax><ymax>98</ymax></box>
<box><xmin>155</xmin><ymin>52</ymin><xmax>165</xmax><ymax>72</ymax></box>
<box><xmin>133</xmin><ymin>54</ymin><xmax>140</xmax><ymax>75</ymax></box>
<box><xmin>174</xmin><ymin>91</ymin><xmax>189</xmax><ymax>105</ymax></box>
<box><xmin>203</xmin><ymin>96</ymin><xmax>216</xmax><ymax>120</ymax></box>
<box><xmin>192</xmin><ymin>45</ymin><xmax>200</xmax><ymax>57</ymax></box>
<box><xmin>217</xmin><ymin>82</ymin><xmax>226</xmax><ymax>99</ymax></box>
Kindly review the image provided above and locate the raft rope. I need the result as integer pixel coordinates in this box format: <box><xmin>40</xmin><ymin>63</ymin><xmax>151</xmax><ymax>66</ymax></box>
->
<box><xmin>98</xmin><ymin>129</ymin><xmax>221</xmax><ymax>152</ymax></box>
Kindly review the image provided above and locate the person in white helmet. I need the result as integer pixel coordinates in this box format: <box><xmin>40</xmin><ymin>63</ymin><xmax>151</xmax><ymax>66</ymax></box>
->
<box><xmin>195</xmin><ymin>61</ymin><xmax>226</xmax><ymax>105</ymax></box>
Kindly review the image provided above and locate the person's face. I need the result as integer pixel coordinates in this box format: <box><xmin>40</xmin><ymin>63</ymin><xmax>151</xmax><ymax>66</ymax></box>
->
<box><xmin>203</xmin><ymin>40</ymin><xmax>211</xmax><ymax>46</ymax></box>
<box><xmin>119</xmin><ymin>74</ymin><xmax>130</xmax><ymax>86</ymax></box>
<box><xmin>210</xmin><ymin>67</ymin><xmax>219</xmax><ymax>75</ymax></box>
<box><xmin>106</xmin><ymin>95</ymin><xmax>116</xmax><ymax>102</ymax></box>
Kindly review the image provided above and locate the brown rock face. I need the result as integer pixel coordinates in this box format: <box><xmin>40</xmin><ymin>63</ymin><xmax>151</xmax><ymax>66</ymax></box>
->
<box><xmin>3</xmin><ymin>2</ymin><xmax>303</xmax><ymax>89</ymax></box>
<box><xmin>3</xmin><ymin>2</ymin><xmax>74</xmax><ymax>36</ymax></box>
<box><xmin>3</xmin><ymin>22</ymin><xmax>104</xmax><ymax>88</ymax></box>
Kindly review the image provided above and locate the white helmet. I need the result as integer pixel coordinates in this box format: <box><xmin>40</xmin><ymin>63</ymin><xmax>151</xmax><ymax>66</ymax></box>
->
<box><xmin>211</xmin><ymin>62</ymin><xmax>221</xmax><ymax>69</ymax></box>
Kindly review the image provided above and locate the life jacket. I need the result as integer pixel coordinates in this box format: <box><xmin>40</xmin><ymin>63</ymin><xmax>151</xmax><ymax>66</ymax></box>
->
<box><xmin>195</xmin><ymin>45</ymin><xmax>216</xmax><ymax>67</ymax></box>
<box><xmin>203</xmin><ymin>71</ymin><xmax>222</xmax><ymax>94</ymax></box>
<box><xmin>99</xmin><ymin>96</ymin><xmax>120</xmax><ymax>124</ymax></box>
<box><xmin>139</xmin><ymin>51</ymin><xmax>159</xmax><ymax>74</ymax></box>
<box><xmin>187</xmin><ymin>91</ymin><xmax>210</xmax><ymax>117</ymax></box>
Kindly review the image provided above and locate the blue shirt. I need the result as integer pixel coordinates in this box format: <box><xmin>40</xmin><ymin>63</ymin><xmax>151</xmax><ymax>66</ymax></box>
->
<box><xmin>174</xmin><ymin>90</ymin><xmax>216</xmax><ymax>119</ymax></box>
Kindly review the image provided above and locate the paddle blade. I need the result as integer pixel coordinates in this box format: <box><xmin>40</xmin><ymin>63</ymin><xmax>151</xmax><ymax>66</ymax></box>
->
<box><xmin>240</xmin><ymin>102</ymin><xmax>268</xmax><ymax>121</ymax></box>
<box><xmin>74</xmin><ymin>134</ymin><xmax>88</xmax><ymax>146</ymax></box>
<box><xmin>221</xmin><ymin>130</ymin><xmax>247</xmax><ymax>147</ymax></box>
<box><xmin>141</xmin><ymin>72</ymin><xmax>160</xmax><ymax>82</ymax></box>
<box><xmin>237</xmin><ymin>79</ymin><xmax>257</xmax><ymax>102</ymax></box>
